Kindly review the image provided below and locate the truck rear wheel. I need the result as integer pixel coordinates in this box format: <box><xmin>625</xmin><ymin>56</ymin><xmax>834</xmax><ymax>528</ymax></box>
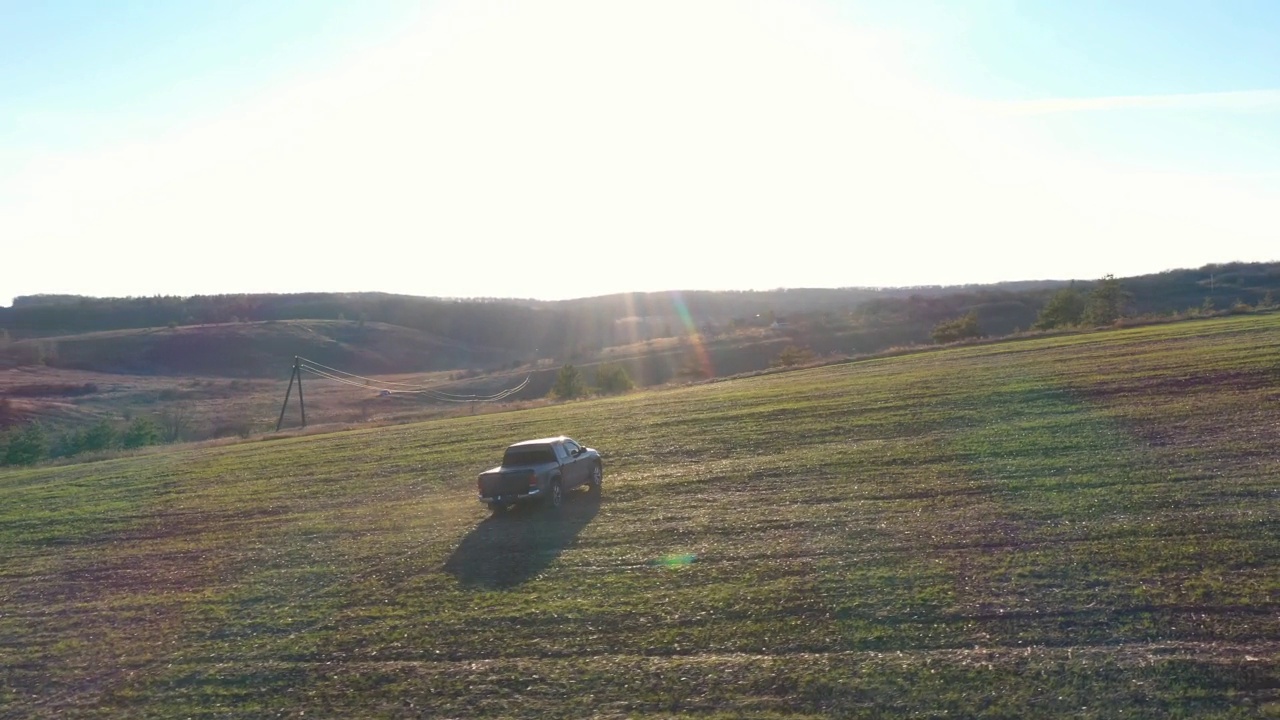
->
<box><xmin>549</xmin><ymin>479</ymin><xmax>563</xmax><ymax>509</ymax></box>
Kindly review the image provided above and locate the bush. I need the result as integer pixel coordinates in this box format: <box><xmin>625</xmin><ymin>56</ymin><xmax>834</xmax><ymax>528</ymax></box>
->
<box><xmin>550</xmin><ymin>364</ymin><xmax>586</xmax><ymax>400</ymax></box>
<box><xmin>121</xmin><ymin>417</ymin><xmax>161</xmax><ymax>448</ymax></box>
<box><xmin>1034</xmin><ymin>288</ymin><xmax>1085</xmax><ymax>330</ymax></box>
<box><xmin>49</xmin><ymin>431</ymin><xmax>80</xmax><ymax>459</ymax></box>
<box><xmin>1083</xmin><ymin>275</ymin><xmax>1127</xmax><ymax>325</ymax></box>
<box><xmin>3</xmin><ymin>423</ymin><xmax>48</xmax><ymax>466</ymax></box>
<box><xmin>594</xmin><ymin>363</ymin><xmax>634</xmax><ymax>395</ymax></box>
<box><xmin>159</xmin><ymin>405</ymin><xmax>192</xmax><ymax>442</ymax></box>
<box><xmin>932</xmin><ymin>311</ymin><xmax>981</xmax><ymax>344</ymax></box>
<box><xmin>78</xmin><ymin>420</ymin><xmax>117</xmax><ymax>453</ymax></box>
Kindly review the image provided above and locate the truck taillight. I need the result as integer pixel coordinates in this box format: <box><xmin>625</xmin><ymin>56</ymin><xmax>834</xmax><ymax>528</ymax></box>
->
<box><xmin>477</xmin><ymin>477</ymin><xmax>483</xmax><ymax>492</ymax></box>
<box><xmin>528</xmin><ymin>472</ymin><xmax>538</xmax><ymax>487</ymax></box>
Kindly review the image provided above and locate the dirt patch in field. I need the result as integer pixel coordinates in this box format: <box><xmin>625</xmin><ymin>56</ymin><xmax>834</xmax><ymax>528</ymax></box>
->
<box><xmin>1082</xmin><ymin>368</ymin><xmax>1280</xmax><ymax>401</ymax></box>
<box><xmin>1073</xmin><ymin>367</ymin><xmax>1280</xmax><ymax>462</ymax></box>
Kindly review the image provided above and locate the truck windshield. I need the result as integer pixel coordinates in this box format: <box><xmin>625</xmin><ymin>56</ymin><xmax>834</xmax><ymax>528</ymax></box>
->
<box><xmin>503</xmin><ymin>446</ymin><xmax>556</xmax><ymax>465</ymax></box>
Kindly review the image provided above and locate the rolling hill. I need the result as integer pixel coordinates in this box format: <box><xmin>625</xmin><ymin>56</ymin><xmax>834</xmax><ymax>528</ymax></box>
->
<box><xmin>1</xmin><ymin>313</ymin><xmax>1276</xmax><ymax>717</ymax></box>
<box><xmin>3</xmin><ymin>261</ymin><xmax>1279</xmax><ymax>383</ymax></box>
<box><xmin>0</xmin><ymin>320</ymin><xmax>508</xmax><ymax>377</ymax></box>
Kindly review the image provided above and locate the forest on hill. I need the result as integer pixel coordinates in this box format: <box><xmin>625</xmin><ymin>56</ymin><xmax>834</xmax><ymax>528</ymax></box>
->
<box><xmin>2</xmin><ymin>261</ymin><xmax>1278</xmax><ymax>377</ymax></box>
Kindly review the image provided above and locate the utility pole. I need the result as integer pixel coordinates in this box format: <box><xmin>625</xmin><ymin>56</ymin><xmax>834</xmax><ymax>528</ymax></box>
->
<box><xmin>297</xmin><ymin>356</ymin><xmax>306</xmax><ymax>427</ymax></box>
<box><xmin>275</xmin><ymin>356</ymin><xmax>306</xmax><ymax>431</ymax></box>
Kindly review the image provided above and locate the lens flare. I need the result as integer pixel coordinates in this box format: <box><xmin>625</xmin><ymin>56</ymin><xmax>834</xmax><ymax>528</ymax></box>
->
<box><xmin>670</xmin><ymin>291</ymin><xmax>715</xmax><ymax>378</ymax></box>
<box><xmin>621</xmin><ymin>292</ymin><xmax>640</xmax><ymax>346</ymax></box>
<box><xmin>654</xmin><ymin>553</ymin><xmax>697</xmax><ymax>569</ymax></box>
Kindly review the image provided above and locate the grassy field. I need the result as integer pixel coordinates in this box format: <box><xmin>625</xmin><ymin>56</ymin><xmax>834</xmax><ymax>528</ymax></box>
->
<box><xmin>1</xmin><ymin>314</ymin><xmax>1278</xmax><ymax>718</ymax></box>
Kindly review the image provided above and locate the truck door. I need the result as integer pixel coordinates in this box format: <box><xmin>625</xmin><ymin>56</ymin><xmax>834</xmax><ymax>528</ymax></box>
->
<box><xmin>561</xmin><ymin>439</ymin><xmax>585</xmax><ymax>488</ymax></box>
<box><xmin>553</xmin><ymin>441</ymin><xmax>577</xmax><ymax>488</ymax></box>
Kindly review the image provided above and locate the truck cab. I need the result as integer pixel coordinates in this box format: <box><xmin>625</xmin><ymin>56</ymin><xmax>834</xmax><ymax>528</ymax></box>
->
<box><xmin>476</xmin><ymin>436</ymin><xmax>603</xmax><ymax>512</ymax></box>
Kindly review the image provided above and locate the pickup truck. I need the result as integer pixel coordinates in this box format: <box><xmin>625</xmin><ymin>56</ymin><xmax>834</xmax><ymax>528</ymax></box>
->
<box><xmin>476</xmin><ymin>436</ymin><xmax>603</xmax><ymax>512</ymax></box>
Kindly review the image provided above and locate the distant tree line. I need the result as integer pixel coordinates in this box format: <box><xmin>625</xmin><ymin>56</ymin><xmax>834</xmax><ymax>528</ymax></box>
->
<box><xmin>4</xmin><ymin>262</ymin><xmax>1280</xmax><ymax>374</ymax></box>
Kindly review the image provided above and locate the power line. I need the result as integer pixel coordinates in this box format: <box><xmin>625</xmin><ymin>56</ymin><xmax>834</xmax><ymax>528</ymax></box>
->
<box><xmin>298</xmin><ymin>357</ymin><xmax>452</xmax><ymax>392</ymax></box>
<box><xmin>297</xmin><ymin>356</ymin><xmax>517</xmax><ymax>399</ymax></box>
<box><xmin>305</xmin><ymin>366</ymin><xmax>527</xmax><ymax>403</ymax></box>
<box><xmin>295</xmin><ymin>358</ymin><xmax>530</xmax><ymax>403</ymax></box>
<box><xmin>300</xmin><ymin>365</ymin><xmax>527</xmax><ymax>403</ymax></box>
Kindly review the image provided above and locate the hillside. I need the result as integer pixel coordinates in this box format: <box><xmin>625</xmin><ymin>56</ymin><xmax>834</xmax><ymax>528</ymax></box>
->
<box><xmin>3</xmin><ymin>261</ymin><xmax>1278</xmax><ymax>386</ymax></box>
<box><xmin>0</xmin><ymin>320</ymin><xmax>508</xmax><ymax>377</ymax></box>
<box><xmin>1</xmin><ymin>313</ymin><xmax>1276</xmax><ymax>717</ymax></box>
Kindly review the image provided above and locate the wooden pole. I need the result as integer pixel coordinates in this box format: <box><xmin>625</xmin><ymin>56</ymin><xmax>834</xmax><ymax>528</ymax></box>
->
<box><xmin>296</xmin><ymin>356</ymin><xmax>306</xmax><ymax>427</ymax></box>
<box><xmin>276</xmin><ymin>361</ymin><xmax>297</xmax><ymax>431</ymax></box>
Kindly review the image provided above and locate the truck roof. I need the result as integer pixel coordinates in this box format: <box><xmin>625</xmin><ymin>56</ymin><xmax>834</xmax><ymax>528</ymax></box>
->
<box><xmin>506</xmin><ymin>436</ymin><xmax>569</xmax><ymax>448</ymax></box>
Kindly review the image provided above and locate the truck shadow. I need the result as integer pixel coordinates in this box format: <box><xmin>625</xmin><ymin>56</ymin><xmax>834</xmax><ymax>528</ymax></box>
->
<box><xmin>444</xmin><ymin>488</ymin><xmax>601</xmax><ymax>590</ymax></box>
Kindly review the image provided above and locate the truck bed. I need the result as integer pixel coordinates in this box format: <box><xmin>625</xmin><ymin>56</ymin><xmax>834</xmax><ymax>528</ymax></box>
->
<box><xmin>479</xmin><ymin>468</ymin><xmax>535</xmax><ymax>497</ymax></box>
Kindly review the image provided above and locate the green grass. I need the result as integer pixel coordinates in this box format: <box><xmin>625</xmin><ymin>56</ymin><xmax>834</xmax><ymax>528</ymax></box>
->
<box><xmin>2</xmin><ymin>314</ymin><xmax>1278</xmax><ymax>718</ymax></box>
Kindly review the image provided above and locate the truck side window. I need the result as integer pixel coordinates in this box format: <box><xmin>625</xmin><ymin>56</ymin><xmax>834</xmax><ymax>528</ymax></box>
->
<box><xmin>554</xmin><ymin>443</ymin><xmax>570</xmax><ymax>462</ymax></box>
<box><xmin>564</xmin><ymin>440</ymin><xmax>580</xmax><ymax>455</ymax></box>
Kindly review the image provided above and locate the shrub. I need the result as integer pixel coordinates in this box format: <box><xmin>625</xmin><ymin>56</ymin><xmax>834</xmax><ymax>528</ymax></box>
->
<box><xmin>3</xmin><ymin>423</ymin><xmax>48</xmax><ymax>466</ymax></box>
<box><xmin>78</xmin><ymin>420</ymin><xmax>117</xmax><ymax>453</ymax></box>
<box><xmin>1034</xmin><ymin>287</ymin><xmax>1085</xmax><ymax>330</ymax></box>
<box><xmin>932</xmin><ymin>311</ymin><xmax>981</xmax><ymax>344</ymax></box>
<box><xmin>159</xmin><ymin>404</ymin><xmax>193</xmax><ymax>443</ymax></box>
<box><xmin>1083</xmin><ymin>274</ymin><xmax>1127</xmax><ymax>325</ymax></box>
<box><xmin>595</xmin><ymin>363</ymin><xmax>634</xmax><ymax>395</ymax></box>
<box><xmin>121</xmin><ymin>417</ymin><xmax>161</xmax><ymax>448</ymax></box>
<box><xmin>550</xmin><ymin>364</ymin><xmax>586</xmax><ymax>400</ymax></box>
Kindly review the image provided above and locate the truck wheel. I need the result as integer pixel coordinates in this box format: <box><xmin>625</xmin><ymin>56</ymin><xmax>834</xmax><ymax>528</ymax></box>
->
<box><xmin>588</xmin><ymin>463</ymin><xmax>603</xmax><ymax>491</ymax></box>
<box><xmin>549</xmin><ymin>479</ymin><xmax>563</xmax><ymax>509</ymax></box>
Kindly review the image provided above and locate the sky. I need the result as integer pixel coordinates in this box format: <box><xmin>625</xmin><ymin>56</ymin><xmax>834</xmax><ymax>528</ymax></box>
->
<box><xmin>3</xmin><ymin>0</ymin><xmax>1278</xmax><ymax>305</ymax></box>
